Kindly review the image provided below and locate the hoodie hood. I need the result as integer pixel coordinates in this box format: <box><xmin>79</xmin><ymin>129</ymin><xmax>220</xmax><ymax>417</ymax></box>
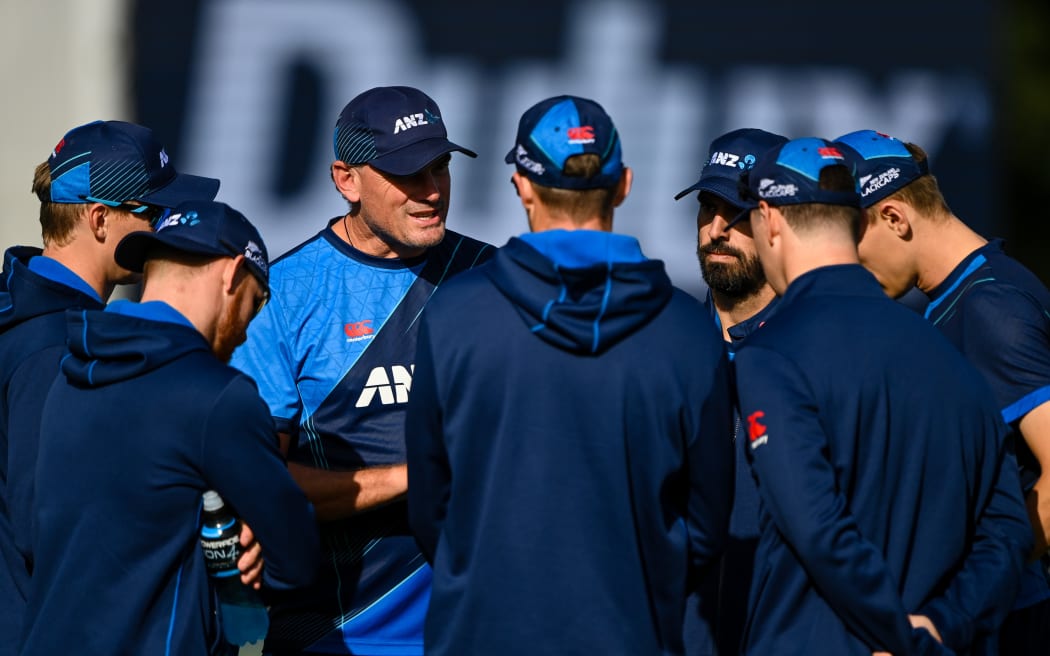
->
<box><xmin>0</xmin><ymin>247</ymin><xmax>104</xmax><ymax>331</ymax></box>
<box><xmin>63</xmin><ymin>302</ymin><xmax>211</xmax><ymax>387</ymax></box>
<box><xmin>487</xmin><ymin>231</ymin><xmax>672</xmax><ymax>354</ymax></box>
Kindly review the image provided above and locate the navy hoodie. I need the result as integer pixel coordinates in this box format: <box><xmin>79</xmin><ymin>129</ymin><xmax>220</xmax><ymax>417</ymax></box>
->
<box><xmin>0</xmin><ymin>246</ymin><xmax>104</xmax><ymax>655</ymax></box>
<box><xmin>406</xmin><ymin>231</ymin><xmax>734</xmax><ymax>655</ymax></box>
<box><xmin>734</xmin><ymin>265</ymin><xmax>1031</xmax><ymax>655</ymax></box>
<box><xmin>21</xmin><ymin>301</ymin><xmax>320</xmax><ymax>656</ymax></box>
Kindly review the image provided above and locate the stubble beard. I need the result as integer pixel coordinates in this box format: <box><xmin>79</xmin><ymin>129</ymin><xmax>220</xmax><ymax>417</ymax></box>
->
<box><xmin>213</xmin><ymin>301</ymin><xmax>248</xmax><ymax>364</ymax></box>
<box><xmin>697</xmin><ymin>243</ymin><xmax>767</xmax><ymax>300</ymax></box>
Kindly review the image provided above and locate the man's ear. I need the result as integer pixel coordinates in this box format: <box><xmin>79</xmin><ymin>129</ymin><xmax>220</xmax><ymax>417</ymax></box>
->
<box><xmin>757</xmin><ymin>201</ymin><xmax>781</xmax><ymax>246</ymax></box>
<box><xmin>87</xmin><ymin>203</ymin><xmax>109</xmax><ymax>241</ymax></box>
<box><xmin>877</xmin><ymin>199</ymin><xmax>913</xmax><ymax>240</ymax></box>
<box><xmin>612</xmin><ymin>167</ymin><xmax>633</xmax><ymax>208</ymax></box>
<box><xmin>511</xmin><ymin>171</ymin><xmax>536</xmax><ymax>213</ymax></box>
<box><xmin>221</xmin><ymin>255</ymin><xmax>249</xmax><ymax>295</ymax></box>
<box><xmin>331</xmin><ymin>161</ymin><xmax>362</xmax><ymax>204</ymax></box>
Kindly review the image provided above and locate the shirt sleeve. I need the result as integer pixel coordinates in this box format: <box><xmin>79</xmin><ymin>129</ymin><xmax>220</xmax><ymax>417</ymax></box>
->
<box><xmin>199</xmin><ymin>374</ymin><xmax>320</xmax><ymax>590</ymax></box>
<box><xmin>404</xmin><ymin>315</ymin><xmax>448</xmax><ymax>563</ymax></box>
<box><xmin>229</xmin><ymin>294</ymin><xmax>302</xmax><ymax>434</ymax></box>
<box><xmin>954</xmin><ymin>283</ymin><xmax>1050</xmax><ymax>424</ymax></box>
<box><xmin>734</xmin><ymin>344</ymin><xmax>914</xmax><ymax>654</ymax></box>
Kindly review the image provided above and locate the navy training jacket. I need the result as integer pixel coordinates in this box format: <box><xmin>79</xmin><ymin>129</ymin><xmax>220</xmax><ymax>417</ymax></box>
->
<box><xmin>21</xmin><ymin>302</ymin><xmax>320</xmax><ymax>656</ymax></box>
<box><xmin>407</xmin><ymin>231</ymin><xmax>734</xmax><ymax>655</ymax></box>
<box><xmin>0</xmin><ymin>246</ymin><xmax>104</xmax><ymax>656</ymax></box>
<box><xmin>734</xmin><ymin>265</ymin><xmax>1031</xmax><ymax>655</ymax></box>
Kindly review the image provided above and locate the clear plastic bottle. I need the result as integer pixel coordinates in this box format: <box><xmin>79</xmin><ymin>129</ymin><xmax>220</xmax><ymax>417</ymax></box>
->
<box><xmin>199</xmin><ymin>490</ymin><xmax>270</xmax><ymax>647</ymax></box>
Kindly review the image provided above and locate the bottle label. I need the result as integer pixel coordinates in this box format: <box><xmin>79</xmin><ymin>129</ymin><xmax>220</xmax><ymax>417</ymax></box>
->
<box><xmin>201</xmin><ymin>519</ymin><xmax>242</xmax><ymax>577</ymax></box>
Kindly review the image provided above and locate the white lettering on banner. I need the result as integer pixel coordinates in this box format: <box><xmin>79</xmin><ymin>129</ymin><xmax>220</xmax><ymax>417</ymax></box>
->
<box><xmin>180</xmin><ymin>0</ymin><xmax>990</xmax><ymax>294</ymax></box>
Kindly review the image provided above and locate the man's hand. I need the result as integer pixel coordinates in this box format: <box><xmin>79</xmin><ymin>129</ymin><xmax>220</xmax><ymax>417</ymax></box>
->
<box><xmin>908</xmin><ymin>614</ymin><xmax>942</xmax><ymax>643</ymax></box>
<box><xmin>237</xmin><ymin>521</ymin><xmax>265</xmax><ymax>590</ymax></box>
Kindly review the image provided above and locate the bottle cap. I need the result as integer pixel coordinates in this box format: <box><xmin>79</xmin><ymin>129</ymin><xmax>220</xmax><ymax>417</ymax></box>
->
<box><xmin>202</xmin><ymin>490</ymin><xmax>225</xmax><ymax>512</ymax></box>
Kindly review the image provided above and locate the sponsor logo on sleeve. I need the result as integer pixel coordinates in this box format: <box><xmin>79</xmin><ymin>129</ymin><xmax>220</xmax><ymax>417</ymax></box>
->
<box><xmin>747</xmin><ymin>410</ymin><xmax>768</xmax><ymax>450</ymax></box>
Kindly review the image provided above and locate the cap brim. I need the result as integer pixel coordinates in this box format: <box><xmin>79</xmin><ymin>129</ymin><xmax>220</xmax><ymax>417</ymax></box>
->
<box><xmin>369</xmin><ymin>138</ymin><xmax>477</xmax><ymax>176</ymax></box>
<box><xmin>673</xmin><ymin>175</ymin><xmax>751</xmax><ymax>210</ymax></box>
<box><xmin>136</xmin><ymin>171</ymin><xmax>221</xmax><ymax>208</ymax></box>
<box><xmin>724</xmin><ymin>206</ymin><xmax>754</xmax><ymax>230</ymax></box>
<box><xmin>115</xmin><ymin>230</ymin><xmax>229</xmax><ymax>273</ymax></box>
<box><xmin>673</xmin><ymin>182</ymin><xmax>701</xmax><ymax>201</ymax></box>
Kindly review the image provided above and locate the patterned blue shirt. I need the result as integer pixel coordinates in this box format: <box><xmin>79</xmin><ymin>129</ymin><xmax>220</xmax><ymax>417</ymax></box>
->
<box><xmin>232</xmin><ymin>221</ymin><xmax>492</xmax><ymax>654</ymax></box>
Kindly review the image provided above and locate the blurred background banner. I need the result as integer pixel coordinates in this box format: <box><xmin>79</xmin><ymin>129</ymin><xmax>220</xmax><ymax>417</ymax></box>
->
<box><xmin>3</xmin><ymin>0</ymin><xmax>1021</xmax><ymax>298</ymax></box>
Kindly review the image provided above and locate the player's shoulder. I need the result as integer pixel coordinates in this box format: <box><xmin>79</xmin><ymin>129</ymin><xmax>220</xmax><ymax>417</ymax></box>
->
<box><xmin>430</xmin><ymin>230</ymin><xmax>497</xmax><ymax>270</ymax></box>
<box><xmin>267</xmin><ymin>226</ymin><xmax>335</xmax><ymax>274</ymax></box>
<box><xmin>185</xmin><ymin>354</ymin><xmax>271</xmax><ymax>412</ymax></box>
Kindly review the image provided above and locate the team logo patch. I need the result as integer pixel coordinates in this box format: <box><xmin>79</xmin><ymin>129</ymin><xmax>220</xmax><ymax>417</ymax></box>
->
<box><xmin>567</xmin><ymin>126</ymin><xmax>595</xmax><ymax>144</ymax></box>
<box><xmin>514</xmin><ymin>144</ymin><xmax>545</xmax><ymax>175</ymax></box>
<box><xmin>747</xmin><ymin>410</ymin><xmax>768</xmax><ymax>450</ymax></box>
<box><xmin>244</xmin><ymin>240</ymin><xmax>268</xmax><ymax>276</ymax></box>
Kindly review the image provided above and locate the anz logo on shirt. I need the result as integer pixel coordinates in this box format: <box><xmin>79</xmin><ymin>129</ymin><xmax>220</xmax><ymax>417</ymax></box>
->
<box><xmin>355</xmin><ymin>365</ymin><xmax>414</xmax><ymax>408</ymax></box>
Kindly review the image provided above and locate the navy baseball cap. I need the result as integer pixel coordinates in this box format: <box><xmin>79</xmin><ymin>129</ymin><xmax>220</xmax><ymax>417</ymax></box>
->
<box><xmin>115</xmin><ymin>200</ymin><xmax>269</xmax><ymax>287</ymax></box>
<box><xmin>833</xmin><ymin>130</ymin><xmax>930</xmax><ymax>208</ymax></box>
<box><xmin>334</xmin><ymin>86</ymin><xmax>477</xmax><ymax>176</ymax></box>
<box><xmin>674</xmin><ymin>128</ymin><xmax>788</xmax><ymax>204</ymax></box>
<box><xmin>505</xmin><ymin>95</ymin><xmax>624</xmax><ymax>190</ymax></box>
<box><xmin>48</xmin><ymin>120</ymin><xmax>219</xmax><ymax>208</ymax></box>
<box><xmin>739</xmin><ymin>137</ymin><xmax>860</xmax><ymax>208</ymax></box>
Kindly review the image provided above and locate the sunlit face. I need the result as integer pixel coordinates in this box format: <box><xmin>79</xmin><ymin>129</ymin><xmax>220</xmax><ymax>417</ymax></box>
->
<box><xmin>855</xmin><ymin>208</ymin><xmax>916</xmax><ymax>299</ymax></box>
<box><xmin>354</xmin><ymin>154</ymin><xmax>452</xmax><ymax>258</ymax></box>
<box><xmin>695</xmin><ymin>192</ymin><xmax>766</xmax><ymax>298</ymax></box>
<box><xmin>213</xmin><ymin>272</ymin><xmax>268</xmax><ymax>363</ymax></box>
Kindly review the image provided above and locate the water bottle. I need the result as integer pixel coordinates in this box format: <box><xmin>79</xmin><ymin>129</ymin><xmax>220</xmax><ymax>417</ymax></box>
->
<box><xmin>200</xmin><ymin>489</ymin><xmax>270</xmax><ymax>646</ymax></box>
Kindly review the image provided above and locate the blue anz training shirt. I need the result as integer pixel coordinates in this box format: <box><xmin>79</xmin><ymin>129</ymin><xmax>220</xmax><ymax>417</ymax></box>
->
<box><xmin>231</xmin><ymin>220</ymin><xmax>492</xmax><ymax>654</ymax></box>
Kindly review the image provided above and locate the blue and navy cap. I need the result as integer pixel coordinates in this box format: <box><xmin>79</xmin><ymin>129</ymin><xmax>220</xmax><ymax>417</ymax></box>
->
<box><xmin>505</xmin><ymin>95</ymin><xmax>624</xmax><ymax>190</ymax></box>
<box><xmin>48</xmin><ymin>120</ymin><xmax>219</xmax><ymax>208</ymax></box>
<box><xmin>674</xmin><ymin>128</ymin><xmax>788</xmax><ymax>205</ymax></box>
<box><xmin>740</xmin><ymin>137</ymin><xmax>860</xmax><ymax>208</ymax></box>
<box><xmin>115</xmin><ymin>200</ymin><xmax>269</xmax><ymax>287</ymax></box>
<box><xmin>832</xmin><ymin>130</ymin><xmax>929</xmax><ymax>208</ymax></box>
<box><xmin>334</xmin><ymin>86</ymin><xmax>477</xmax><ymax>176</ymax></box>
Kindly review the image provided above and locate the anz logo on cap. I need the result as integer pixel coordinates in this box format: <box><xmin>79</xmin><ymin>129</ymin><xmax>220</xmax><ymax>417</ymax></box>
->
<box><xmin>709</xmin><ymin>151</ymin><xmax>759</xmax><ymax>170</ymax></box>
<box><xmin>393</xmin><ymin>109</ymin><xmax>441</xmax><ymax>134</ymax></box>
<box><xmin>157</xmin><ymin>211</ymin><xmax>200</xmax><ymax>231</ymax></box>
